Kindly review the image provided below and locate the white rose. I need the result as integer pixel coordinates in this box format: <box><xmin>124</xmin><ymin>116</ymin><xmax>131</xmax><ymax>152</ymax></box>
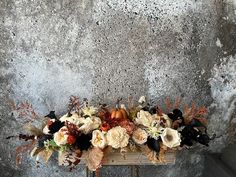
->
<box><xmin>54</xmin><ymin>126</ymin><xmax>69</xmax><ymax>146</ymax></box>
<box><xmin>132</xmin><ymin>128</ymin><xmax>148</xmax><ymax>145</ymax></box>
<box><xmin>79</xmin><ymin>116</ymin><xmax>101</xmax><ymax>134</ymax></box>
<box><xmin>160</xmin><ymin>128</ymin><xmax>181</xmax><ymax>148</ymax></box>
<box><xmin>91</xmin><ymin>130</ymin><xmax>107</xmax><ymax>149</ymax></box>
<box><xmin>135</xmin><ymin>110</ymin><xmax>154</xmax><ymax>127</ymax></box>
<box><xmin>60</xmin><ymin>113</ymin><xmax>84</xmax><ymax>125</ymax></box>
<box><xmin>107</xmin><ymin>126</ymin><xmax>129</xmax><ymax>149</ymax></box>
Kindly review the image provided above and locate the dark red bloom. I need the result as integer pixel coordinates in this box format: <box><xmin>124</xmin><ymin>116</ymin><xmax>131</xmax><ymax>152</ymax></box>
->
<box><xmin>67</xmin><ymin>135</ymin><xmax>76</xmax><ymax>145</ymax></box>
<box><xmin>100</xmin><ymin>123</ymin><xmax>110</xmax><ymax>132</ymax></box>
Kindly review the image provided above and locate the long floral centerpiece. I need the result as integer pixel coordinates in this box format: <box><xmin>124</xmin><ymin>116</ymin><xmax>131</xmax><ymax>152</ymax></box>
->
<box><xmin>10</xmin><ymin>96</ymin><xmax>213</xmax><ymax>171</ymax></box>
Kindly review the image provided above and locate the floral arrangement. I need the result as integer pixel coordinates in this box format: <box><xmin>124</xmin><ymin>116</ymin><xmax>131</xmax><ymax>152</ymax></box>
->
<box><xmin>9</xmin><ymin>96</ymin><xmax>214</xmax><ymax>172</ymax></box>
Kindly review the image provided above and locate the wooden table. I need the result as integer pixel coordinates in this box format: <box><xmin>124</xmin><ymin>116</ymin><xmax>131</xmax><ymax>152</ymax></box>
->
<box><xmin>85</xmin><ymin>150</ymin><xmax>176</xmax><ymax>177</ymax></box>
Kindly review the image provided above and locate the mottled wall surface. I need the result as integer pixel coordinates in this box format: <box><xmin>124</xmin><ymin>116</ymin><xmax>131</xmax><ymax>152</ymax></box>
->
<box><xmin>0</xmin><ymin>0</ymin><xmax>236</xmax><ymax>177</ymax></box>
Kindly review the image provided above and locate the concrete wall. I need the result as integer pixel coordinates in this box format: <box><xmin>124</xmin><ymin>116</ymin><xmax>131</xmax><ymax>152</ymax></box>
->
<box><xmin>0</xmin><ymin>0</ymin><xmax>236</xmax><ymax>176</ymax></box>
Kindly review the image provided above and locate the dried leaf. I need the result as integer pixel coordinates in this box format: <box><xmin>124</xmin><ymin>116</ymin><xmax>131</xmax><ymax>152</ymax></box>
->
<box><xmin>127</xmin><ymin>96</ymin><xmax>134</xmax><ymax>109</ymax></box>
<box><xmin>173</xmin><ymin>97</ymin><xmax>181</xmax><ymax>109</ymax></box>
<box><xmin>19</xmin><ymin>134</ymin><xmax>35</xmax><ymax>141</ymax></box>
<box><xmin>156</xmin><ymin>106</ymin><xmax>163</xmax><ymax>116</ymax></box>
<box><xmin>30</xmin><ymin>147</ymin><xmax>45</xmax><ymax>157</ymax></box>
<box><xmin>84</xmin><ymin>147</ymin><xmax>104</xmax><ymax>171</ymax></box>
<box><xmin>67</xmin><ymin>96</ymin><xmax>80</xmax><ymax>115</ymax></box>
<box><xmin>164</xmin><ymin>98</ymin><xmax>172</xmax><ymax>112</ymax></box>
<box><xmin>65</xmin><ymin>121</ymin><xmax>80</xmax><ymax>137</ymax></box>
<box><xmin>37</xmin><ymin>149</ymin><xmax>54</xmax><ymax>163</ymax></box>
<box><xmin>24</xmin><ymin>123</ymin><xmax>44</xmax><ymax>136</ymax></box>
<box><xmin>197</xmin><ymin>107</ymin><xmax>207</xmax><ymax>115</ymax></box>
<box><xmin>15</xmin><ymin>140</ymin><xmax>36</xmax><ymax>165</ymax></box>
<box><xmin>183</xmin><ymin>103</ymin><xmax>208</xmax><ymax>125</ymax></box>
<box><xmin>99</xmin><ymin>146</ymin><xmax>113</xmax><ymax>165</ymax></box>
<box><xmin>140</xmin><ymin>145</ymin><xmax>159</xmax><ymax>164</ymax></box>
<box><xmin>12</xmin><ymin>101</ymin><xmax>38</xmax><ymax>124</ymax></box>
<box><xmin>58</xmin><ymin>150</ymin><xmax>81</xmax><ymax>168</ymax></box>
<box><xmin>16</xmin><ymin>155</ymin><xmax>22</xmax><ymax>165</ymax></box>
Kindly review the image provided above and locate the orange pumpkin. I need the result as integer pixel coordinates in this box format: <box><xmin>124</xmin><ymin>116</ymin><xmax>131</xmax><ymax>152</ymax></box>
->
<box><xmin>111</xmin><ymin>108</ymin><xmax>128</xmax><ymax>119</ymax></box>
<box><xmin>110</xmin><ymin>98</ymin><xmax>128</xmax><ymax>120</ymax></box>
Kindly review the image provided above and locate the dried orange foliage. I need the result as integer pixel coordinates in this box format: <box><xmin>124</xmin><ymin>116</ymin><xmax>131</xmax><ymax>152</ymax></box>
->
<box><xmin>140</xmin><ymin>145</ymin><xmax>167</xmax><ymax>164</ymax></box>
<box><xmin>16</xmin><ymin>140</ymin><xmax>36</xmax><ymax>165</ymax></box>
<box><xmin>183</xmin><ymin>103</ymin><xmax>207</xmax><ymax>125</ymax></box>
<box><xmin>164</xmin><ymin>97</ymin><xmax>181</xmax><ymax>112</ymax></box>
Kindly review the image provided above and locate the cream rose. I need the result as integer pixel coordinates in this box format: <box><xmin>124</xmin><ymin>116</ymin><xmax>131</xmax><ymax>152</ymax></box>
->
<box><xmin>135</xmin><ymin>110</ymin><xmax>154</xmax><ymax>127</ymax></box>
<box><xmin>160</xmin><ymin>128</ymin><xmax>181</xmax><ymax>148</ymax></box>
<box><xmin>59</xmin><ymin>113</ymin><xmax>84</xmax><ymax>125</ymax></box>
<box><xmin>79</xmin><ymin>116</ymin><xmax>101</xmax><ymax>134</ymax></box>
<box><xmin>54</xmin><ymin>126</ymin><xmax>69</xmax><ymax>146</ymax></box>
<box><xmin>91</xmin><ymin>130</ymin><xmax>107</xmax><ymax>149</ymax></box>
<box><xmin>132</xmin><ymin>128</ymin><xmax>148</xmax><ymax>145</ymax></box>
<box><xmin>107</xmin><ymin>126</ymin><xmax>130</xmax><ymax>149</ymax></box>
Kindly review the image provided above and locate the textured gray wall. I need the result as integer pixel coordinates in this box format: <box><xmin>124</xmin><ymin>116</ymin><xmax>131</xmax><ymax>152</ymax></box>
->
<box><xmin>0</xmin><ymin>0</ymin><xmax>236</xmax><ymax>177</ymax></box>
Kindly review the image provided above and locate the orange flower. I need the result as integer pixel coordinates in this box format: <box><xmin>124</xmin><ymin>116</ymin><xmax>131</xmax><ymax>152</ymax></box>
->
<box><xmin>100</xmin><ymin>123</ymin><xmax>110</xmax><ymax>132</ymax></box>
<box><xmin>67</xmin><ymin>135</ymin><xmax>76</xmax><ymax>145</ymax></box>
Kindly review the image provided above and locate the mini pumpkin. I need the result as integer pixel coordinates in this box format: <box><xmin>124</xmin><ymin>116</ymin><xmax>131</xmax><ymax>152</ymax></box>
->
<box><xmin>110</xmin><ymin>99</ymin><xmax>128</xmax><ymax>120</ymax></box>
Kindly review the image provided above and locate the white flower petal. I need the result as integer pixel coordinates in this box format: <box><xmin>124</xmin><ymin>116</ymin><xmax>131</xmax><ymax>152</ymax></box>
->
<box><xmin>160</xmin><ymin>128</ymin><xmax>181</xmax><ymax>148</ymax></box>
<box><xmin>60</xmin><ymin>113</ymin><xmax>83</xmax><ymax>125</ymax></box>
<box><xmin>132</xmin><ymin>128</ymin><xmax>148</xmax><ymax>145</ymax></box>
<box><xmin>135</xmin><ymin>110</ymin><xmax>154</xmax><ymax>127</ymax></box>
<box><xmin>107</xmin><ymin>126</ymin><xmax>129</xmax><ymax>149</ymax></box>
<box><xmin>54</xmin><ymin>126</ymin><xmax>69</xmax><ymax>146</ymax></box>
<box><xmin>91</xmin><ymin>130</ymin><xmax>107</xmax><ymax>149</ymax></box>
<box><xmin>138</xmin><ymin>96</ymin><xmax>146</xmax><ymax>103</ymax></box>
<box><xmin>79</xmin><ymin>117</ymin><xmax>101</xmax><ymax>134</ymax></box>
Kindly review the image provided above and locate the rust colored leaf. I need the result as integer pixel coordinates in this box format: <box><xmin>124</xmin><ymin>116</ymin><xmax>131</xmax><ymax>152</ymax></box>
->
<box><xmin>15</xmin><ymin>140</ymin><xmax>36</xmax><ymax>165</ymax></box>
<box><xmin>164</xmin><ymin>98</ymin><xmax>172</xmax><ymax>112</ymax></box>
<box><xmin>16</xmin><ymin>155</ymin><xmax>22</xmax><ymax>166</ymax></box>
<box><xmin>156</xmin><ymin>106</ymin><xmax>163</xmax><ymax>116</ymax></box>
<box><xmin>140</xmin><ymin>145</ymin><xmax>160</xmax><ymax>164</ymax></box>
<box><xmin>67</xmin><ymin>95</ymin><xmax>80</xmax><ymax>115</ymax></box>
<box><xmin>197</xmin><ymin>107</ymin><xmax>207</xmax><ymax>116</ymax></box>
<box><xmin>12</xmin><ymin>101</ymin><xmax>38</xmax><ymax>124</ymax></box>
<box><xmin>183</xmin><ymin>103</ymin><xmax>208</xmax><ymax>125</ymax></box>
<box><xmin>173</xmin><ymin>97</ymin><xmax>181</xmax><ymax>109</ymax></box>
<box><xmin>65</xmin><ymin>121</ymin><xmax>80</xmax><ymax>137</ymax></box>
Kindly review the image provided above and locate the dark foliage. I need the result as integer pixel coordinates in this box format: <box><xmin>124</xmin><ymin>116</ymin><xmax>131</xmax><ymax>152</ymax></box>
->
<box><xmin>180</xmin><ymin>125</ymin><xmax>210</xmax><ymax>147</ymax></box>
<box><xmin>147</xmin><ymin>137</ymin><xmax>160</xmax><ymax>153</ymax></box>
<box><xmin>74</xmin><ymin>133</ymin><xmax>92</xmax><ymax>151</ymax></box>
